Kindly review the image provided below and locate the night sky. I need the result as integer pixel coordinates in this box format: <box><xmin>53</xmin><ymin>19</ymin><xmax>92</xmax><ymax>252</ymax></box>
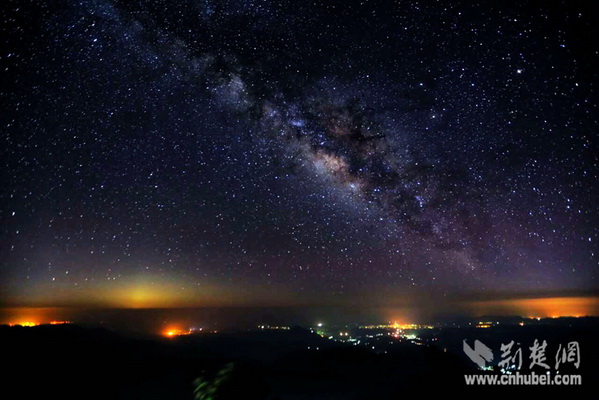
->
<box><xmin>1</xmin><ymin>0</ymin><xmax>597</xmax><ymax>312</ymax></box>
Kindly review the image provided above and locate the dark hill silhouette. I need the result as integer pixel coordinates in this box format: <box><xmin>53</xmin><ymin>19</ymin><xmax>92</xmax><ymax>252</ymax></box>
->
<box><xmin>1</xmin><ymin>320</ymin><xmax>595</xmax><ymax>399</ymax></box>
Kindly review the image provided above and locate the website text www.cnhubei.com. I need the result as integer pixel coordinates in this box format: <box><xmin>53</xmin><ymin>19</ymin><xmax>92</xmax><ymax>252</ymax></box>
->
<box><xmin>464</xmin><ymin>372</ymin><xmax>581</xmax><ymax>386</ymax></box>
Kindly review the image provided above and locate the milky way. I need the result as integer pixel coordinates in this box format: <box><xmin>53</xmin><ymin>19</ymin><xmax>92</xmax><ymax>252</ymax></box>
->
<box><xmin>205</xmin><ymin>52</ymin><xmax>482</xmax><ymax>247</ymax></box>
<box><xmin>0</xmin><ymin>0</ymin><xmax>597</xmax><ymax>307</ymax></box>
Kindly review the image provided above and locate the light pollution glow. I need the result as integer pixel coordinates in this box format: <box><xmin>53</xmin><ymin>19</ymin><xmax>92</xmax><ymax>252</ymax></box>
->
<box><xmin>1</xmin><ymin>273</ymin><xmax>246</xmax><ymax>308</ymax></box>
<box><xmin>163</xmin><ymin>327</ymin><xmax>192</xmax><ymax>338</ymax></box>
<box><xmin>465</xmin><ymin>296</ymin><xmax>599</xmax><ymax>318</ymax></box>
<box><xmin>0</xmin><ymin>307</ymin><xmax>73</xmax><ymax>327</ymax></box>
<box><xmin>0</xmin><ymin>271</ymin><xmax>306</xmax><ymax>309</ymax></box>
<box><xmin>1</xmin><ymin>296</ymin><xmax>597</xmax><ymax>330</ymax></box>
<box><xmin>381</xmin><ymin>295</ymin><xmax>598</xmax><ymax>324</ymax></box>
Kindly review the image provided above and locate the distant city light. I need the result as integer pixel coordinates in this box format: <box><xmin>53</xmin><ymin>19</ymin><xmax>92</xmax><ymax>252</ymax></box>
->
<box><xmin>258</xmin><ymin>325</ymin><xmax>290</xmax><ymax>330</ymax></box>
<box><xmin>9</xmin><ymin>321</ymin><xmax>39</xmax><ymax>327</ymax></box>
<box><xmin>6</xmin><ymin>320</ymin><xmax>72</xmax><ymax>327</ymax></box>
<box><xmin>162</xmin><ymin>328</ymin><xmax>192</xmax><ymax>338</ymax></box>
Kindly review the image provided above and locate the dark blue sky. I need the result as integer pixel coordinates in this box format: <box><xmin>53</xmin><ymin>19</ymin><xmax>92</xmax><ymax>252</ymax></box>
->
<box><xmin>0</xmin><ymin>0</ymin><xmax>596</xmax><ymax>309</ymax></box>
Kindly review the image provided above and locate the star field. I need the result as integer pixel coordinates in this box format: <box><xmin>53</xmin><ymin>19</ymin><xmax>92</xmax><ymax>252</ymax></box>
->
<box><xmin>0</xmin><ymin>0</ymin><xmax>597</xmax><ymax>308</ymax></box>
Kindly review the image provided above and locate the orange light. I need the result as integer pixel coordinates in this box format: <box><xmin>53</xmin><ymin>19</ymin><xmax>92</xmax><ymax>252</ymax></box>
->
<box><xmin>9</xmin><ymin>321</ymin><xmax>39</xmax><ymax>327</ymax></box>
<box><xmin>163</xmin><ymin>327</ymin><xmax>192</xmax><ymax>338</ymax></box>
<box><xmin>470</xmin><ymin>296</ymin><xmax>599</xmax><ymax>318</ymax></box>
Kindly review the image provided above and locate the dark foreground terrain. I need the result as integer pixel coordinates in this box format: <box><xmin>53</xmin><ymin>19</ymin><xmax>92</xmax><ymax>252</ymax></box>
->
<box><xmin>1</xmin><ymin>319</ymin><xmax>596</xmax><ymax>399</ymax></box>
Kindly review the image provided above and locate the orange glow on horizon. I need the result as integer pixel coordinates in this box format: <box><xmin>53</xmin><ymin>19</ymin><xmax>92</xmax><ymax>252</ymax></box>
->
<box><xmin>162</xmin><ymin>327</ymin><xmax>192</xmax><ymax>338</ymax></box>
<box><xmin>0</xmin><ymin>307</ymin><xmax>74</xmax><ymax>327</ymax></box>
<box><xmin>0</xmin><ymin>307</ymin><xmax>69</xmax><ymax>327</ymax></box>
<box><xmin>468</xmin><ymin>296</ymin><xmax>599</xmax><ymax>318</ymax></box>
<box><xmin>1</xmin><ymin>273</ymin><xmax>255</xmax><ymax>309</ymax></box>
<box><xmin>5</xmin><ymin>320</ymin><xmax>72</xmax><ymax>327</ymax></box>
<box><xmin>8</xmin><ymin>321</ymin><xmax>39</xmax><ymax>327</ymax></box>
